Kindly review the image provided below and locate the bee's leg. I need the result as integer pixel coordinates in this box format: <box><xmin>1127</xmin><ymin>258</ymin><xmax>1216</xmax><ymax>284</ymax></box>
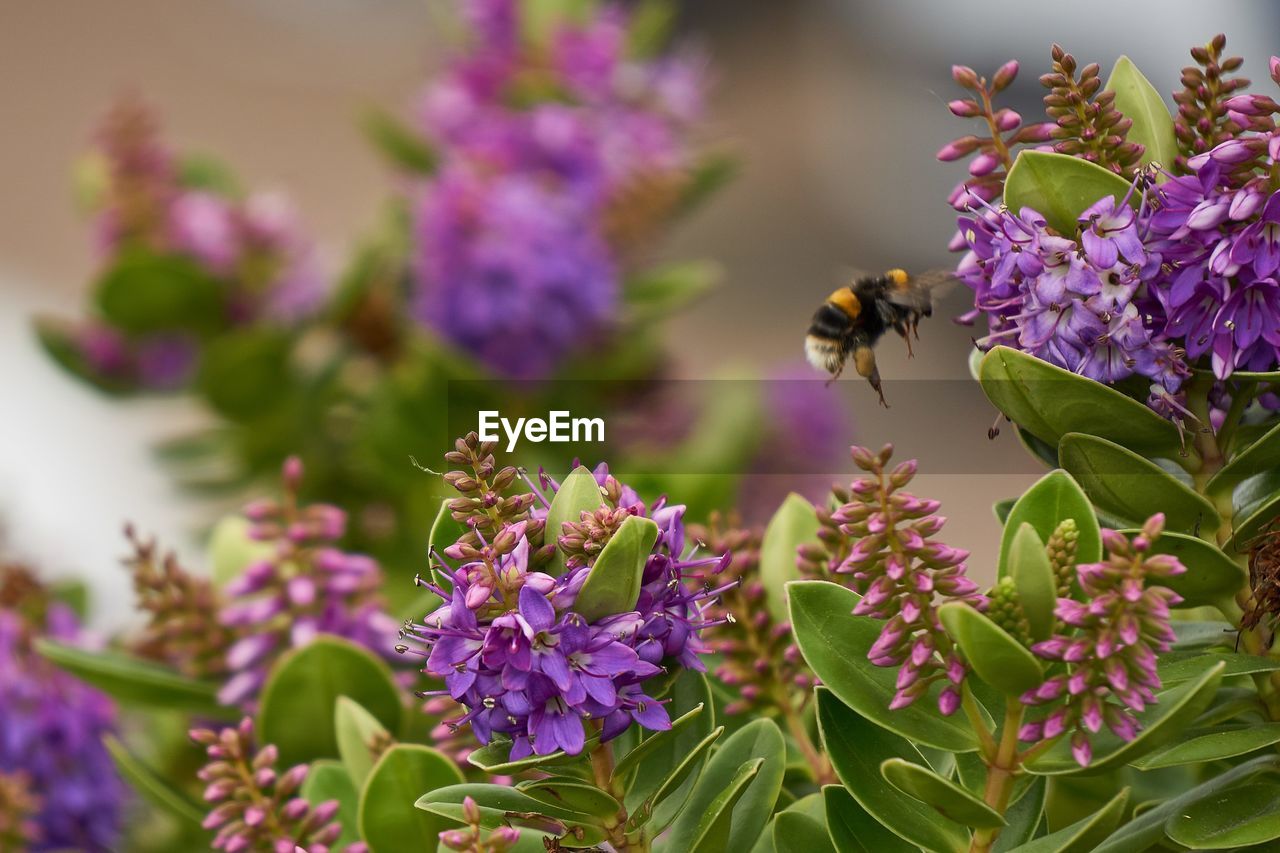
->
<box><xmin>904</xmin><ymin>327</ymin><xmax>915</xmax><ymax>358</ymax></box>
<box><xmin>854</xmin><ymin>345</ymin><xmax>888</xmax><ymax>408</ymax></box>
<box><xmin>824</xmin><ymin>357</ymin><xmax>845</xmax><ymax>387</ymax></box>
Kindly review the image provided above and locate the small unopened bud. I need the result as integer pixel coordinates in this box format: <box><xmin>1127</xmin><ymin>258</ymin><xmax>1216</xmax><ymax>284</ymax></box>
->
<box><xmin>951</xmin><ymin>64</ymin><xmax>980</xmax><ymax>89</ymax></box>
<box><xmin>992</xmin><ymin>59</ymin><xmax>1020</xmax><ymax>92</ymax></box>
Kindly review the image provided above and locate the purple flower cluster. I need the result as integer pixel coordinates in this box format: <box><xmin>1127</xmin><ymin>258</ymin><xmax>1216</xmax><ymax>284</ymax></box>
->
<box><xmin>191</xmin><ymin>717</ymin><xmax>364</xmax><ymax>853</ymax></box>
<box><xmin>218</xmin><ymin>457</ymin><xmax>397</xmax><ymax>708</ymax></box>
<box><xmin>1018</xmin><ymin>514</ymin><xmax>1183</xmax><ymax>766</ymax></box>
<box><xmin>411</xmin><ymin>0</ymin><xmax>706</xmax><ymax>378</ymax></box>
<box><xmin>0</xmin><ymin>570</ymin><xmax>124</xmax><ymax>851</ymax></box>
<box><xmin>829</xmin><ymin>445</ymin><xmax>985</xmax><ymax>716</ymax></box>
<box><xmin>404</xmin><ymin>444</ymin><xmax>727</xmax><ymax>759</ymax></box>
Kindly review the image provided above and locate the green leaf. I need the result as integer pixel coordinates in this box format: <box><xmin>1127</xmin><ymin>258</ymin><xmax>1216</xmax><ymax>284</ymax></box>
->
<box><xmin>103</xmin><ymin>734</ymin><xmax>206</xmax><ymax>828</ymax></box>
<box><xmin>94</xmin><ymin>250</ymin><xmax>226</xmax><ymax>335</ymax></box>
<box><xmin>1207</xmin><ymin>419</ymin><xmax>1280</xmax><ymax>498</ymax></box>
<box><xmin>1009</xmin><ymin>787</ymin><xmax>1128</xmax><ymax>852</ymax></box>
<box><xmin>994</xmin><ymin>777</ymin><xmax>1047</xmax><ymax>852</ymax></box>
<box><xmin>545</xmin><ymin>465</ymin><xmax>606</xmax><ymax>576</ymax></box>
<box><xmin>573</xmin><ymin>515</ymin><xmax>659</xmax><ymax>621</ymax></box>
<box><xmin>760</xmin><ymin>493</ymin><xmax>820</xmax><ymax>622</ymax></box>
<box><xmin>685</xmin><ymin>759</ymin><xmax>764</xmax><ymax>853</ymax></box>
<box><xmin>627</xmin><ymin>0</ymin><xmax>677</xmax><ymax>56</ymax></box>
<box><xmin>999</xmin><ymin>470</ymin><xmax>1102</xmax><ymax>578</ymax></box>
<box><xmin>631</xmin><ymin>726</ymin><xmax>724</xmax><ymax>832</ymax></box>
<box><xmin>823</xmin><ymin>785</ymin><xmax>917</xmax><ymax>852</ymax></box>
<box><xmin>207</xmin><ymin>515</ymin><xmax>275</xmax><ymax>588</ymax></box>
<box><xmin>177</xmin><ymin>154</ymin><xmax>240</xmax><ymax>194</ymax></box>
<box><xmin>978</xmin><ymin>346</ymin><xmax>1184</xmax><ymax>458</ymax></box>
<box><xmin>1003</xmin><ymin>150</ymin><xmax>1135</xmax><ymax>235</ymax></box>
<box><xmin>1132</xmin><ymin>723</ymin><xmax>1280</xmax><ymax>769</ymax></box>
<box><xmin>773</xmin><ymin>811</ymin><xmax>835</xmax><ymax>853</ymax></box>
<box><xmin>664</xmin><ymin>719</ymin><xmax>786</xmax><ymax>851</ymax></box>
<box><xmin>1118</xmin><ymin>529</ymin><xmax>1244</xmax><ymax>609</ymax></box>
<box><xmin>816</xmin><ymin>689</ymin><xmax>969</xmax><ymax>853</ymax></box>
<box><xmin>466</xmin><ymin>735</ymin><xmax>597</xmax><ymax>776</ymax></box>
<box><xmin>358</xmin><ymin>744</ymin><xmax>464</xmax><ymax>853</ymax></box>
<box><xmin>1007</xmin><ymin>523</ymin><xmax>1057</xmax><ymax>641</ymax></box>
<box><xmin>417</xmin><ymin>783</ymin><xmax>605</xmax><ymax>846</ymax></box>
<box><xmin>1171</xmin><ymin>620</ymin><xmax>1235</xmax><ymax>651</ymax></box>
<box><xmin>611</xmin><ymin>702</ymin><xmax>704</xmax><ymax>782</ymax></box>
<box><xmin>517</xmin><ymin>777</ymin><xmax>621</xmax><ymax>821</ymax></box>
<box><xmin>301</xmin><ymin>760</ymin><xmax>360</xmax><ymax>848</ymax></box>
<box><xmin>1227</xmin><ymin>467</ymin><xmax>1280</xmax><ymax>552</ymax></box>
<box><xmin>788</xmin><ymin>581</ymin><xmax>979</xmax><ymax>751</ymax></box>
<box><xmin>623</xmin><ymin>671</ymin><xmax>714</xmax><ymax>828</ymax></box>
<box><xmin>994</xmin><ymin>499</ymin><xmax>1016</xmax><ymax>524</ymax></box>
<box><xmin>1058</xmin><ymin>432</ymin><xmax>1220</xmax><ymax>534</ymax></box>
<box><xmin>1096</xmin><ymin>755</ymin><xmax>1280</xmax><ymax>852</ymax></box>
<box><xmin>335</xmin><ymin>695</ymin><xmax>392</xmax><ymax>787</ymax></box>
<box><xmin>880</xmin><ymin>757</ymin><xmax>1006</xmax><ymax>828</ymax></box>
<box><xmin>677</xmin><ymin>151</ymin><xmax>737</xmax><ymax>218</ymax></box>
<box><xmin>362</xmin><ymin>108</ymin><xmax>437</xmax><ymax>174</ymax></box>
<box><xmin>624</xmin><ymin>261</ymin><xmax>720</xmax><ymax>325</ymax></box>
<box><xmin>35</xmin><ymin>639</ymin><xmax>230</xmax><ymax>717</ymax></box>
<box><xmin>938</xmin><ymin>603</ymin><xmax>1044</xmax><ymax>697</ymax></box>
<box><xmin>258</xmin><ymin>636</ymin><xmax>403</xmax><ymax>767</ymax></box>
<box><xmin>1027</xmin><ymin>662</ymin><xmax>1225</xmax><ymax>775</ymax></box>
<box><xmin>195</xmin><ymin>329</ymin><xmax>293</xmax><ymax>420</ymax></box>
<box><xmin>1165</xmin><ymin>781</ymin><xmax>1280</xmax><ymax>849</ymax></box>
<box><xmin>1157</xmin><ymin>651</ymin><xmax>1280</xmax><ymax>684</ymax></box>
<box><xmin>1104</xmin><ymin>57</ymin><xmax>1178</xmax><ymax>171</ymax></box>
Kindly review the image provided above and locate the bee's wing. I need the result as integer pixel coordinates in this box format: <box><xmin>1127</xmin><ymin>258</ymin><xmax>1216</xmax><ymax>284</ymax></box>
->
<box><xmin>886</xmin><ymin>268</ymin><xmax>958</xmax><ymax>311</ymax></box>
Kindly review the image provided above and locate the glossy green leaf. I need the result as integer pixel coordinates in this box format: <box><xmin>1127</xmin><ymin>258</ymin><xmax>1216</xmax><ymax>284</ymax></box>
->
<box><xmin>623</xmin><ymin>671</ymin><xmax>714</xmax><ymax>823</ymax></box>
<box><xmin>789</xmin><ymin>581</ymin><xmax>979</xmax><ymax>752</ymax></box>
<box><xmin>1157</xmin><ymin>651</ymin><xmax>1280</xmax><ymax>684</ymax></box>
<box><xmin>1207</xmin><ymin>418</ymin><xmax>1280</xmax><ymax>498</ymax></box>
<box><xmin>994</xmin><ymin>777</ymin><xmax>1047</xmax><ymax>852</ymax></box>
<box><xmin>611</xmin><ymin>702</ymin><xmax>704</xmax><ymax>782</ymax></box>
<box><xmin>94</xmin><ymin>250</ymin><xmax>224</xmax><ymax>335</ymax></box>
<box><xmin>418</xmin><ymin>782</ymin><xmax>597</xmax><ymax>827</ymax></box>
<box><xmin>301</xmin><ymin>760</ymin><xmax>360</xmax><ymax>848</ymax></box>
<box><xmin>1132</xmin><ymin>723</ymin><xmax>1280</xmax><ymax>769</ymax></box>
<box><xmin>1027</xmin><ymin>662</ymin><xmax>1224</xmax><ymax>774</ymax></box>
<box><xmin>518</xmin><ymin>777</ymin><xmax>621</xmax><ymax>820</ymax></box>
<box><xmin>1004</xmin><ymin>150</ymin><xmax>1136</xmax><ymax>235</ymax></box>
<box><xmin>773</xmin><ymin>811</ymin><xmax>835</xmax><ymax>853</ymax></box>
<box><xmin>1118</xmin><ymin>529</ymin><xmax>1244</xmax><ymax>609</ymax></box>
<box><xmin>545</xmin><ymin>465</ymin><xmax>605</xmax><ymax>576</ymax></box>
<box><xmin>103</xmin><ymin>734</ymin><xmax>205</xmax><ymax>828</ymax></box>
<box><xmin>664</xmin><ymin>718</ymin><xmax>786</xmax><ymax>851</ymax></box>
<box><xmin>631</xmin><ymin>726</ymin><xmax>724</xmax><ymax>832</ymax></box>
<box><xmin>335</xmin><ymin>695</ymin><xmax>392</xmax><ymax>787</ymax></box>
<box><xmin>817</xmin><ymin>689</ymin><xmax>969</xmax><ymax>852</ymax></box>
<box><xmin>880</xmin><ymin>758</ymin><xmax>1006</xmax><ymax>828</ymax></box>
<box><xmin>358</xmin><ymin>744</ymin><xmax>465</xmax><ymax>853</ymax></box>
<box><xmin>1227</xmin><ymin>467</ymin><xmax>1280</xmax><ymax>552</ymax></box>
<box><xmin>207</xmin><ymin>515</ymin><xmax>275</xmax><ymax>588</ymax></box>
<box><xmin>572</xmin><ymin>515</ymin><xmax>658</xmax><ymax>621</ymax></box>
<box><xmin>979</xmin><ymin>346</ymin><xmax>1184</xmax><ymax>458</ymax></box>
<box><xmin>624</xmin><ymin>261</ymin><xmax>721</xmax><ymax>325</ymax></box>
<box><xmin>760</xmin><ymin>493</ymin><xmax>820</xmax><ymax>622</ymax></box>
<box><xmin>1104</xmin><ymin>56</ymin><xmax>1178</xmax><ymax>170</ymax></box>
<box><xmin>35</xmin><ymin>639</ymin><xmax>230</xmax><ymax>717</ymax></box>
<box><xmin>466</xmin><ymin>737</ymin><xmax>594</xmax><ymax>776</ymax></box>
<box><xmin>1007</xmin><ymin>523</ymin><xmax>1057</xmax><ymax>641</ymax></box>
<box><xmin>258</xmin><ymin>636</ymin><xmax>403</xmax><ymax>767</ymax></box>
<box><xmin>685</xmin><ymin>759</ymin><xmax>764</xmax><ymax>853</ymax></box>
<box><xmin>1008</xmin><ymin>787</ymin><xmax>1128</xmax><ymax>852</ymax></box>
<box><xmin>999</xmin><ymin>470</ymin><xmax>1102</xmax><ymax>578</ymax></box>
<box><xmin>1171</xmin><ymin>620</ymin><xmax>1235</xmax><ymax>650</ymax></box>
<box><xmin>1165</xmin><ymin>781</ymin><xmax>1280</xmax><ymax>849</ymax></box>
<box><xmin>1058</xmin><ymin>433</ymin><xmax>1220</xmax><ymax>534</ymax></box>
<box><xmin>938</xmin><ymin>603</ymin><xmax>1043</xmax><ymax>697</ymax></box>
<box><xmin>823</xmin><ymin>785</ymin><xmax>916</xmax><ymax>852</ymax></box>
<box><xmin>1095</xmin><ymin>755</ymin><xmax>1280</xmax><ymax>852</ymax></box>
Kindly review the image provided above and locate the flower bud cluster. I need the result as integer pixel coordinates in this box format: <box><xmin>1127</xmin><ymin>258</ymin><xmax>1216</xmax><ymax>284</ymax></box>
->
<box><xmin>1019</xmin><ymin>515</ymin><xmax>1184</xmax><ymax>766</ymax></box>
<box><xmin>218</xmin><ymin>456</ymin><xmax>396</xmax><ymax>708</ymax></box>
<box><xmin>688</xmin><ymin>514</ymin><xmax>815</xmax><ymax>716</ymax></box>
<box><xmin>1173</xmin><ymin>34</ymin><xmax>1249</xmax><ymax>174</ymax></box>
<box><xmin>1040</xmin><ymin>44</ymin><xmax>1142</xmax><ymax>176</ymax></box>
<box><xmin>191</xmin><ymin>717</ymin><xmax>363</xmax><ymax>853</ymax></box>
<box><xmin>443</xmin><ymin>433</ymin><xmax>541</xmax><ymax>554</ymax></box>
<box><xmin>1045</xmin><ymin>519</ymin><xmax>1079</xmax><ymax>599</ymax></box>
<box><xmin>124</xmin><ymin>524</ymin><xmax>234</xmax><ymax>679</ymax></box>
<box><xmin>438</xmin><ymin>796</ymin><xmax>521</xmax><ymax>852</ymax></box>
<box><xmin>797</xmin><ymin>486</ymin><xmax>853</xmax><ymax>578</ymax></box>
<box><xmin>938</xmin><ymin>60</ymin><xmax>1053</xmax><ymax>212</ymax></box>
<box><xmin>830</xmin><ymin>445</ymin><xmax>985</xmax><ymax>716</ymax></box>
<box><xmin>987</xmin><ymin>577</ymin><xmax>1032</xmax><ymax>647</ymax></box>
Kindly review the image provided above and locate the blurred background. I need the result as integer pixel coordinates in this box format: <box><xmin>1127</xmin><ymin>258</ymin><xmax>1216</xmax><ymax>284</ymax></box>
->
<box><xmin>3</xmin><ymin>0</ymin><xmax>1278</xmax><ymax>626</ymax></box>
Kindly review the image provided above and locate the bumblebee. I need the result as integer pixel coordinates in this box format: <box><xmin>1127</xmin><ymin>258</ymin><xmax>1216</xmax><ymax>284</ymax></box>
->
<box><xmin>804</xmin><ymin>268</ymin><xmax>948</xmax><ymax>406</ymax></box>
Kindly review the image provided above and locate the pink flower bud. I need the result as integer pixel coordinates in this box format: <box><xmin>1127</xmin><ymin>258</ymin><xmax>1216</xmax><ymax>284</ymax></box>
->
<box><xmin>951</xmin><ymin>65</ymin><xmax>980</xmax><ymax>89</ymax></box>
<box><xmin>282</xmin><ymin>456</ymin><xmax>304</xmax><ymax>490</ymax></box>
<box><xmin>1271</xmin><ymin>55</ymin><xmax>1280</xmax><ymax>85</ymax></box>
<box><xmin>992</xmin><ymin>60</ymin><xmax>1020</xmax><ymax>91</ymax></box>
<box><xmin>948</xmin><ymin>99</ymin><xmax>983</xmax><ymax>117</ymax></box>
<box><xmin>968</xmin><ymin>152</ymin><xmax>1000</xmax><ymax>177</ymax></box>
<box><xmin>994</xmin><ymin>108</ymin><xmax>1022</xmax><ymax>131</ymax></box>
<box><xmin>937</xmin><ymin>136</ymin><xmax>981</xmax><ymax>161</ymax></box>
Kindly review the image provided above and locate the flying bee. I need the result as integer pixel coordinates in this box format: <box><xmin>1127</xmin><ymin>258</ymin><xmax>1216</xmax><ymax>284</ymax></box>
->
<box><xmin>804</xmin><ymin>268</ymin><xmax>952</xmax><ymax>406</ymax></box>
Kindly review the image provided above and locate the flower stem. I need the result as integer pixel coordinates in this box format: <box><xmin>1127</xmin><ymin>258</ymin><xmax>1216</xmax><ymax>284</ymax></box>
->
<box><xmin>772</xmin><ymin>682</ymin><xmax>834</xmax><ymax>785</ymax></box>
<box><xmin>588</xmin><ymin>729</ymin><xmax>649</xmax><ymax>853</ymax></box>
<box><xmin>969</xmin><ymin>702</ymin><xmax>1024</xmax><ymax>853</ymax></box>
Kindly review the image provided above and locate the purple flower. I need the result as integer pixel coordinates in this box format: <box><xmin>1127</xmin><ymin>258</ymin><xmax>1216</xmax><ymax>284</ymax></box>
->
<box><xmin>1079</xmin><ymin>193</ymin><xmax>1145</xmax><ymax>269</ymax></box>
<box><xmin>0</xmin><ymin>570</ymin><xmax>124</xmax><ymax>851</ymax></box>
<box><xmin>1019</xmin><ymin>515</ymin><xmax>1183</xmax><ymax>766</ymax></box>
